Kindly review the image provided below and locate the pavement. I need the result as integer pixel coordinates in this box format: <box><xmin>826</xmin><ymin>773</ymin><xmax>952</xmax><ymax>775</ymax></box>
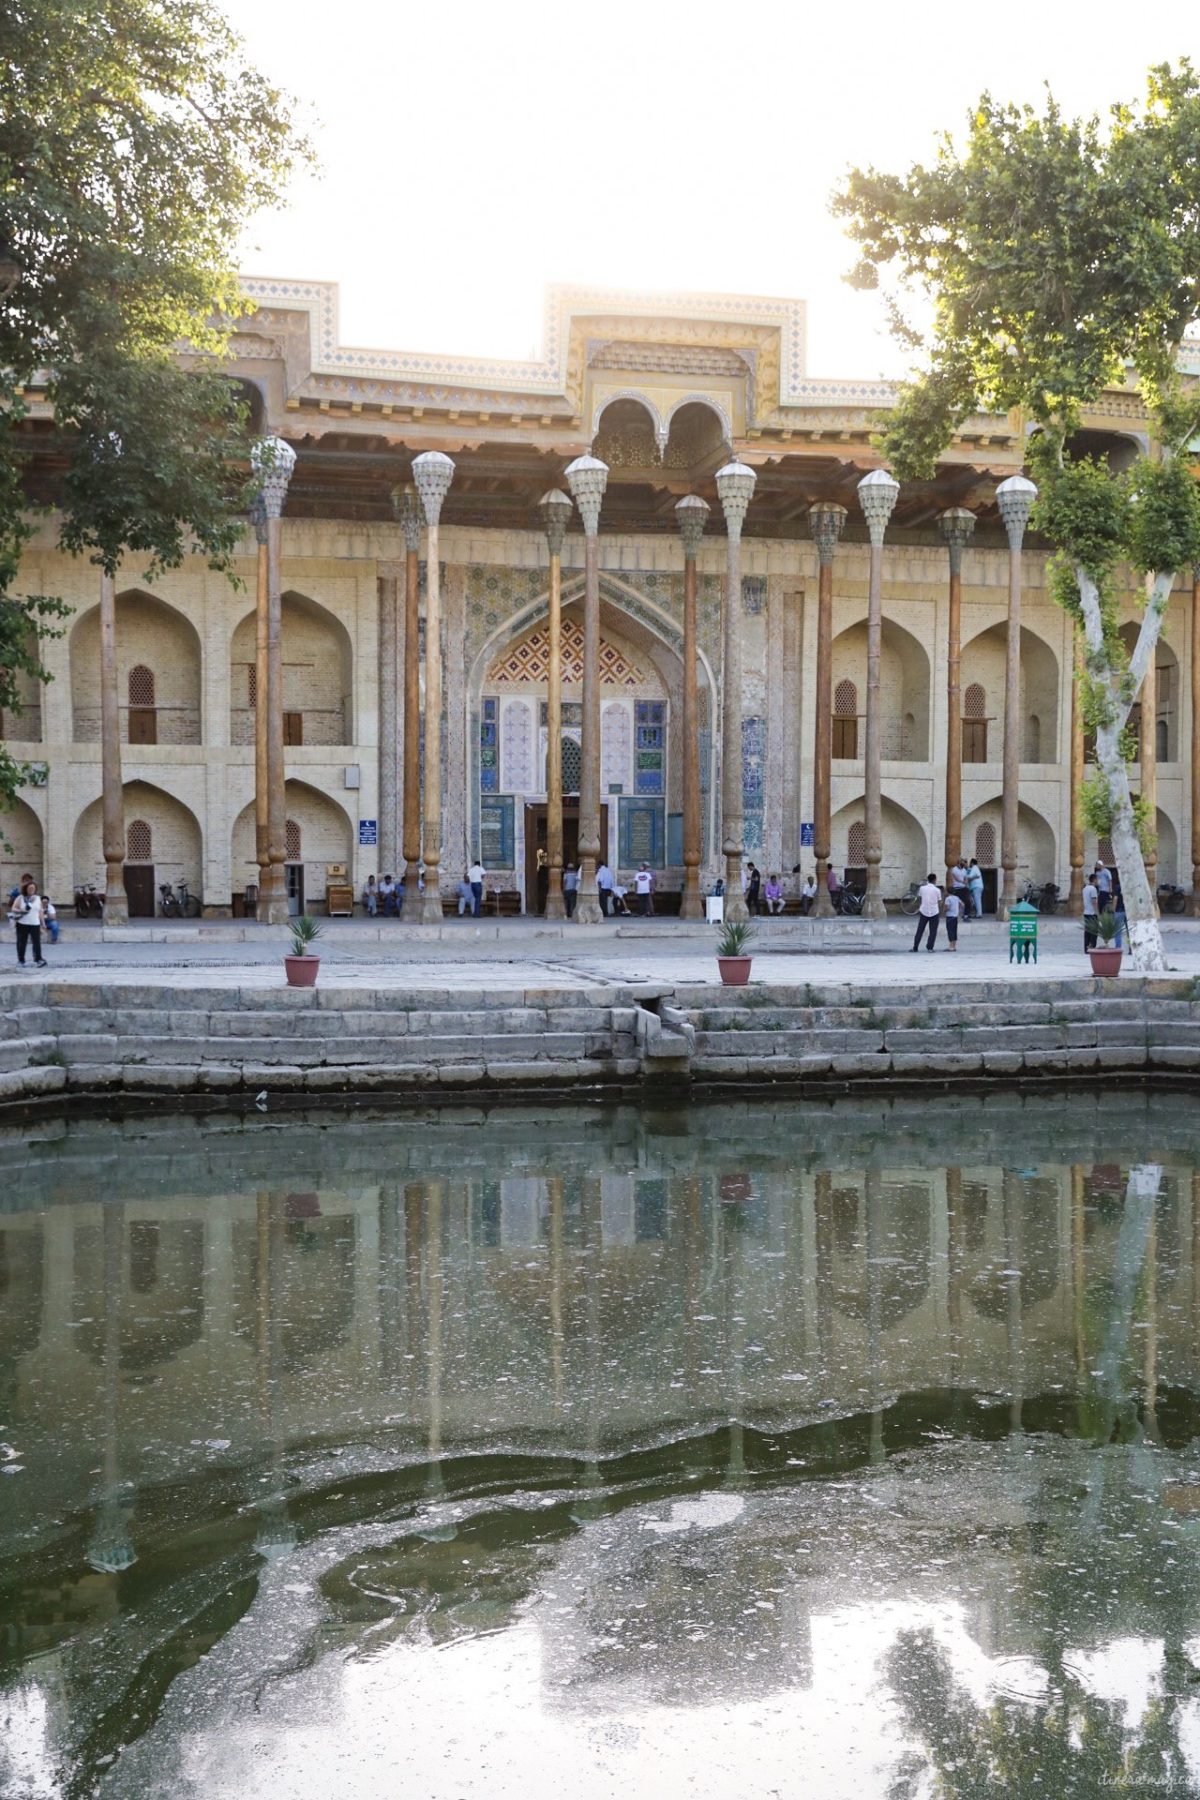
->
<box><xmin>6</xmin><ymin>914</ymin><xmax>1200</xmax><ymax>994</ymax></box>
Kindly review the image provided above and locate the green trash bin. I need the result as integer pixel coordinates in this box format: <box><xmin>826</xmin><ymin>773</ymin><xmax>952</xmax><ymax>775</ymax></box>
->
<box><xmin>1009</xmin><ymin>899</ymin><xmax>1039</xmax><ymax>964</ymax></box>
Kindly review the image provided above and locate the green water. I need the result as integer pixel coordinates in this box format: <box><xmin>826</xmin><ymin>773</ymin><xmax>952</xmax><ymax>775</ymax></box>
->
<box><xmin>3</xmin><ymin>1090</ymin><xmax>1200</xmax><ymax>1798</ymax></box>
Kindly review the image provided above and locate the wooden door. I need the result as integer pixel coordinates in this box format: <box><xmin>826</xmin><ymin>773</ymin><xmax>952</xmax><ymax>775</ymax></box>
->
<box><xmin>128</xmin><ymin>708</ymin><xmax>157</xmax><ymax>745</ymax></box>
<box><xmin>284</xmin><ymin>711</ymin><xmax>304</xmax><ymax>746</ymax></box>
<box><xmin>124</xmin><ymin>864</ymin><xmax>156</xmax><ymax>918</ymax></box>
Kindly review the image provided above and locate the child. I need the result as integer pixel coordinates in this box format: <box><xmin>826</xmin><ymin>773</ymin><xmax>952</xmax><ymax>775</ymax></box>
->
<box><xmin>943</xmin><ymin>886</ymin><xmax>963</xmax><ymax>950</ymax></box>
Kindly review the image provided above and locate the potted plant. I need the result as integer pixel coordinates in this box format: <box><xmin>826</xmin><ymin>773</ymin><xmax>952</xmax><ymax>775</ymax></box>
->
<box><xmin>284</xmin><ymin>913</ymin><xmax>322</xmax><ymax>987</ymax></box>
<box><xmin>1088</xmin><ymin>907</ymin><xmax>1123</xmax><ymax>978</ymax></box>
<box><xmin>716</xmin><ymin>917</ymin><xmax>756</xmax><ymax>986</ymax></box>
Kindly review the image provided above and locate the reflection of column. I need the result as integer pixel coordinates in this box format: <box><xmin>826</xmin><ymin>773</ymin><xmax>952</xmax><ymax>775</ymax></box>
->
<box><xmin>809</xmin><ymin>503</ymin><xmax>847</xmax><ymax>915</ymax></box>
<box><xmin>814</xmin><ymin>1169</ymin><xmax>834</xmax><ymax>1370</ymax></box>
<box><xmin>405</xmin><ymin>1182</ymin><xmax>424</xmax><ymax>1416</ymax></box>
<box><xmin>412</xmin><ymin>453</ymin><xmax>455</xmax><ymax>923</ymax></box>
<box><xmin>379</xmin><ymin>1183</ymin><xmax>403</xmax><ymax>1383</ymax></box>
<box><xmin>377</xmin><ymin>571</ymin><xmax>399</xmax><ymax>879</ymax></box>
<box><xmin>683</xmin><ymin>1173</ymin><xmax>702</xmax><ymax>1398</ymax></box>
<box><xmin>1144</xmin><ymin>1201</ymin><xmax>1159</xmax><ymax>1441</ymax></box>
<box><xmin>394</xmin><ymin>486</ymin><xmax>423</xmax><ymax>892</ymax></box>
<box><xmin>548</xmin><ymin>1176</ymin><xmax>564</xmax><ymax>1404</ymax></box>
<box><xmin>565</xmin><ymin>456</ymin><xmax>609</xmax><ymax>925</ymax></box>
<box><xmin>252</xmin><ymin>502</ymin><xmax>269</xmax><ymax>901</ymax></box>
<box><xmin>99</xmin><ymin>570</ymin><xmax>128</xmax><ymax>925</ymax></box>
<box><xmin>717</xmin><ymin>459</ymin><xmax>757</xmax><ymax>919</ymax></box>
<box><xmin>1002</xmin><ymin>1169</ymin><xmax>1024</xmax><ymax>1432</ymax></box>
<box><xmin>946</xmin><ymin>1166</ymin><xmax>964</xmax><ymax>1383</ymax></box>
<box><xmin>427</xmin><ymin>1180</ymin><xmax>443</xmax><ymax>1462</ymax></box>
<box><xmin>676</xmin><ymin>495</ymin><xmax>710</xmax><ymax>920</ymax></box>
<box><xmin>88</xmin><ymin>1203</ymin><xmax>136</xmax><ymax>1574</ymax></box>
<box><xmin>996</xmin><ymin>476</ymin><xmax>1037</xmax><ymax>919</ymax></box>
<box><xmin>865</xmin><ymin>1168</ymin><xmax>884</xmax><ymax>1463</ymax></box>
<box><xmin>1072</xmin><ymin>1164</ymin><xmax>1086</xmax><ymax>1376</ymax></box>
<box><xmin>938</xmin><ymin>509</ymin><xmax>975</xmax><ymax>880</ymax></box>
<box><xmin>1069</xmin><ymin>631</ymin><xmax>1085</xmax><ymax>916</ymax></box>
<box><xmin>857</xmin><ymin>471</ymin><xmax>900</xmax><ymax>921</ymax></box>
<box><xmin>1139</xmin><ymin>607</ymin><xmax>1158</xmax><ymax>889</ymax></box>
<box><xmin>540</xmin><ymin>491</ymin><xmax>572</xmax><ymax>921</ymax></box>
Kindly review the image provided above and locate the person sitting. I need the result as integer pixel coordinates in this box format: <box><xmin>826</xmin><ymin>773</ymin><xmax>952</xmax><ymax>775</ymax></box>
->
<box><xmin>763</xmin><ymin>873</ymin><xmax>784</xmax><ymax>915</ymax></box>
<box><xmin>611</xmin><ymin>883</ymin><xmax>630</xmax><ymax>916</ymax></box>
<box><xmin>362</xmin><ymin>874</ymin><xmax>378</xmax><ymax>917</ymax></box>
<box><xmin>800</xmin><ymin>872</ymin><xmax>817</xmax><ymax>915</ymax></box>
<box><xmin>456</xmin><ymin>871</ymin><xmax>474</xmax><ymax>916</ymax></box>
<box><xmin>378</xmin><ymin>874</ymin><xmax>396</xmax><ymax>916</ymax></box>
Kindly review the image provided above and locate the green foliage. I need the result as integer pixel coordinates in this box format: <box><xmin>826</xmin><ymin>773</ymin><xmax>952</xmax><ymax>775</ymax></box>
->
<box><xmin>0</xmin><ymin>0</ymin><xmax>311</xmax><ymax>814</ymax></box>
<box><xmin>287</xmin><ymin>914</ymin><xmax>322</xmax><ymax>956</ymax></box>
<box><xmin>1080</xmin><ymin>770</ymin><xmax>1114</xmax><ymax>837</ymax></box>
<box><xmin>1094</xmin><ymin>907</ymin><xmax>1121</xmax><ymax>944</ymax></box>
<box><xmin>716</xmin><ymin>918</ymin><xmax>756</xmax><ymax>958</ymax></box>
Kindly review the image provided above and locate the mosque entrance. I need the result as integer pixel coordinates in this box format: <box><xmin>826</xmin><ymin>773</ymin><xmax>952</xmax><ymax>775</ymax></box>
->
<box><xmin>524</xmin><ymin>803</ymin><xmax>609</xmax><ymax>915</ymax></box>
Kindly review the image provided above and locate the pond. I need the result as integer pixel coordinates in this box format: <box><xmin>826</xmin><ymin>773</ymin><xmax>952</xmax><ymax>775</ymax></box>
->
<box><xmin>3</xmin><ymin>1089</ymin><xmax>1200</xmax><ymax>1798</ymax></box>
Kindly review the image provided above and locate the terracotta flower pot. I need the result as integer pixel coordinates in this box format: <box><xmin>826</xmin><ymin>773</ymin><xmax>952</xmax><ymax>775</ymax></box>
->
<box><xmin>284</xmin><ymin>954</ymin><xmax>320</xmax><ymax>988</ymax></box>
<box><xmin>717</xmin><ymin>955</ymin><xmax>752</xmax><ymax>986</ymax></box>
<box><xmin>1088</xmin><ymin>947</ymin><xmax>1123</xmax><ymax>978</ymax></box>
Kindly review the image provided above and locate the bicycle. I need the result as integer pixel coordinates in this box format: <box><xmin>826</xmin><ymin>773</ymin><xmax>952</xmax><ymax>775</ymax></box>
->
<box><xmin>1021</xmin><ymin>880</ymin><xmax>1061</xmax><ymax>915</ymax></box>
<box><xmin>159</xmin><ymin>882</ymin><xmax>180</xmax><ymax>917</ymax></box>
<box><xmin>175</xmin><ymin>880</ymin><xmax>202</xmax><ymax>918</ymax></box>
<box><xmin>899</xmin><ymin>882</ymin><xmax>921</xmax><ymax>916</ymax></box>
<box><xmin>74</xmin><ymin>882</ymin><xmax>102</xmax><ymax>918</ymax></box>
<box><xmin>1157</xmin><ymin>883</ymin><xmax>1188</xmax><ymax>916</ymax></box>
<box><xmin>835</xmin><ymin>887</ymin><xmax>866</xmax><ymax>916</ymax></box>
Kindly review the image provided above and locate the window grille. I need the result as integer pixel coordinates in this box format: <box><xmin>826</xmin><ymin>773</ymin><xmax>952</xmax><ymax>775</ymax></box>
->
<box><xmin>847</xmin><ymin>820</ymin><xmax>867</xmax><ymax>865</ymax></box>
<box><xmin>285</xmin><ymin>819</ymin><xmax>301</xmax><ymax>862</ymax></box>
<box><xmin>126</xmin><ymin>819</ymin><xmax>152</xmax><ymax>861</ymax></box>
<box><xmin>128</xmin><ymin>664</ymin><xmax>155</xmax><ymax>707</ymax></box>
<box><xmin>975</xmin><ymin>822</ymin><xmax>997</xmax><ymax>866</ymax></box>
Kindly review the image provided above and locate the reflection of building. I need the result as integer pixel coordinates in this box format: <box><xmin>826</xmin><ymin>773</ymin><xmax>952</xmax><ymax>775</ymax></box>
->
<box><xmin>6</xmin><ymin>282</ymin><xmax>1196</xmax><ymax>912</ymax></box>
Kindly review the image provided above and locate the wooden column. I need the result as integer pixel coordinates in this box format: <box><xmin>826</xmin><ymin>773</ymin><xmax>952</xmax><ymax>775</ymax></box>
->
<box><xmin>253</xmin><ymin>510</ymin><xmax>269</xmax><ymax>908</ymax></box>
<box><xmin>98</xmin><ymin>569</ymin><xmax>127</xmax><ymax>925</ymax></box>
<box><xmin>857</xmin><ymin>471</ymin><xmax>899</xmax><ymax>921</ymax></box>
<box><xmin>250</xmin><ymin>438</ymin><xmax>296</xmax><ymax>926</ymax></box>
<box><xmin>399</xmin><ymin>489</ymin><xmax>422</xmax><ymax>891</ymax></box>
<box><xmin>1139</xmin><ymin>586</ymin><xmax>1158</xmax><ymax>889</ymax></box>
<box><xmin>412</xmin><ymin>453</ymin><xmax>455</xmax><ymax>924</ymax></box>
<box><xmin>1068</xmin><ymin>628</ymin><xmax>1085</xmax><ymax>915</ymax></box>
<box><xmin>540</xmin><ymin>490</ymin><xmax>572</xmax><ymax>922</ymax></box>
<box><xmin>565</xmin><ymin>455</ymin><xmax>608</xmax><ymax>925</ymax></box>
<box><xmin>1192</xmin><ymin>568</ymin><xmax>1200</xmax><ymax>911</ymax></box>
<box><xmin>809</xmin><ymin>502</ymin><xmax>847</xmax><ymax>916</ymax></box>
<box><xmin>377</xmin><ymin>571</ymin><xmax>399</xmax><ymax>879</ymax></box>
<box><xmin>676</xmin><ymin>494</ymin><xmax>710</xmax><ymax>921</ymax></box>
<box><xmin>996</xmin><ymin>476</ymin><xmax>1036</xmax><ymax>918</ymax></box>
<box><xmin>717</xmin><ymin>459</ymin><xmax>757</xmax><ymax>921</ymax></box>
<box><xmin>938</xmin><ymin>507</ymin><xmax>975</xmax><ymax>882</ymax></box>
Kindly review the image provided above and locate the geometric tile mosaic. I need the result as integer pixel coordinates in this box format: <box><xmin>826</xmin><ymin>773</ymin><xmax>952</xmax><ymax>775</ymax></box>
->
<box><xmin>486</xmin><ymin>617</ymin><xmax>644</xmax><ymax>688</ymax></box>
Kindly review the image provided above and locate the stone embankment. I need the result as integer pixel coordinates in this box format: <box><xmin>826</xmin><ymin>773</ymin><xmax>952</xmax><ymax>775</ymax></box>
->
<box><xmin>1</xmin><ymin>974</ymin><xmax>1199</xmax><ymax>1107</ymax></box>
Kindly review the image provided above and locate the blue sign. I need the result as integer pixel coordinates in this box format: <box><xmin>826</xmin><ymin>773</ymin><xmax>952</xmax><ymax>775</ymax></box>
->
<box><xmin>358</xmin><ymin>819</ymin><xmax>378</xmax><ymax>846</ymax></box>
<box><xmin>800</xmin><ymin>821</ymin><xmax>814</xmax><ymax>847</ymax></box>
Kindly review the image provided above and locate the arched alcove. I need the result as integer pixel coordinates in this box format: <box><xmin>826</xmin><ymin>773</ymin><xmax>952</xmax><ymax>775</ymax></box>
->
<box><xmin>663</xmin><ymin>399</ymin><xmax>727</xmax><ymax>470</ymax></box>
<box><xmin>0</xmin><ymin>626</ymin><xmax>42</xmax><ymax>742</ymax></box>
<box><xmin>592</xmin><ymin>396</ymin><xmax>662</xmax><ymax>468</ymax></box>
<box><xmin>1118</xmin><ymin>622</ymin><xmax>1179</xmax><ymax>763</ymax></box>
<box><xmin>0</xmin><ymin>798</ymin><xmax>44</xmax><ymax>898</ymax></box>
<box><xmin>231</xmin><ymin>779</ymin><xmax>353</xmax><ymax>913</ymax></box>
<box><xmin>73</xmin><ymin>781</ymin><xmax>203</xmax><ymax>912</ymax></box>
<box><xmin>1155</xmin><ymin>808</ymin><xmax>1178</xmax><ymax>884</ymax></box>
<box><xmin>831</xmin><ymin>619</ymin><xmax>931</xmax><ymax>761</ymax></box>
<box><xmin>830</xmin><ymin>795</ymin><xmax>927</xmax><ymax>896</ymax></box>
<box><xmin>961</xmin><ymin>797</ymin><xmax>1057</xmax><ymax>886</ymax></box>
<box><xmin>70</xmin><ymin>591</ymin><xmax>202</xmax><ymax>745</ymax></box>
<box><xmin>229</xmin><ymin>592</ymin><xmax>354</xmax><ymax>747</ymax></box>
<box><xmin>961</xmin><ymin>622</ymin><xmax>1059</xmax><ymax>764</ymax></box>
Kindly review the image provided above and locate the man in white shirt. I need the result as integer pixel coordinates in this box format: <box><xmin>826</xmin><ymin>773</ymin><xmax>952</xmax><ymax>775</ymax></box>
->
<box><xmin>1082</xmin><ymin>876</ymin><xmax>1100</xmax><ymax>952</ymax></box>
<box><xmin>634</xmin><ymin>864</ymin><xmax>654</xmax><ymax>916</ymax></box>
<box><xmin>378</xmin><ymin>874</ymin><xmax>396</xmax><ymax>917</ymax></box>
<box><xmin>596</xmin><ymin>862</ymin><xmax>613</xmax><ymax>916</ymax></box>
<box><xmin>911</xmin><ymin>873</ymin><xmax>943</xmax><ymax>953</ymax></box>
<box><xmin>800</xmin><ymin>872</ymin><xmax>817</xmax><ymax>915</ymax></box>
<box><xmin>468</xmin><ymin>858</ymin><xmax>485</xmax><ymax>917</ymax></box>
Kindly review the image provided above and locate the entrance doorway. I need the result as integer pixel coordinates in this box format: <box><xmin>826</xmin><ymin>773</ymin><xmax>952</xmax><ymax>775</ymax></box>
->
<box><xmin>123</xmin><ymin>864</ymin><xmax>156</xmax><ymax>918</ymax></box>
<box><xmin>285</xmin><ymin>863</ymin><xmax>305</xmax><ymax>916</ymax></box>
<box><xmin>524</xmin><ymin>803</ymin><xmax>609</xmax><ymax>915</ymax></box>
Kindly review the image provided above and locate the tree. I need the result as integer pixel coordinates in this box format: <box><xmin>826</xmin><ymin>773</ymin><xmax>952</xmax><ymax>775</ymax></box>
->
<box><xmin>0</xmin><ymin>0</ymin><xmax>310</xmax><ymax>817</ymax></box>
<box><xmin>835</xmin><ymin>63</ymin><xmax>1200</xmax><ymax>970</ymax></box>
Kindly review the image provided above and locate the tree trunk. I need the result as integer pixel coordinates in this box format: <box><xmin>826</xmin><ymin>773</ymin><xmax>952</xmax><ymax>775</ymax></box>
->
<box><xmin>1076</xmin><ymin>567</ymin><xmax>1169</xmax><ymax>972</ymax></box>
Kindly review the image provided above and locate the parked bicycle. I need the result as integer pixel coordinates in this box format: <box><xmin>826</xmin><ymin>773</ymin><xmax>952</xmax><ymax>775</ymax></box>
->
<box><xmin>1021</xmin><ymin>879</ymin><xmax>1061</xmax><ymax>915</ymax></box>
<box><xmin>899</xmin><ymin>881</ymin><xmax>921</xmax><ymax>916</ymax></box>
<box><xmin>175</xmin><ymin>880</ymin><xmax>201</xmax><ymax>917</ymax></box>
<box><xmin>160</xmin><ymin>880</ymin><xmax>202</xmax><ymax>918</ymax></box>
<box><xmin>1157</xmin><ymin>883</ymin><xmax>1188</xmax><ymax>915</ymax></box>
<box><xmin>159</xmin><ymin>882</ymin><xmax>180</xmax><ymax>916</ymax></box>
<box><xmin>73</xmin><ymin>882</ymin><xmax>102</xmax><ymax>918</ymax></box>
<box><xmin>835</xmin><ymin>887</ymin><xmax>866</xmax><ymax>916</ymax></box>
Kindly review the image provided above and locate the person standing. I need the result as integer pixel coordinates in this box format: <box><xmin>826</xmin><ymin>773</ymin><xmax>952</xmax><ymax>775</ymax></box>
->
<box><xmin>634</xmin><ymin>864</ymin><xmax>654</xmax><ymax>916</ymax></box>
<box><xmin>911</xmin><ymin>873</ymin><xmax>943</xmax><ymax>953</ymax></box>
<box><xmin>1082</xmin><ymin>873</ymin><xmax>1100</xmax><ymax>952</ymax></box>
<box><xmin>596</xmin><ymin>861</ymin><xmax>613</xmax><ymax>916</ymax></box>
<box><xmin>1110</xmin><ymin>872</ymin><xmax>1126</xmax><ymax>950</ymax></box>
<box><xmin>562</xmin><ymin>862</ymin><xmax>579</xmax><ymax>918</ymax></box>
<box><xmin>967</xmin><ymin>858</ymin><xmax>985</xmax><ymax>919</ymax></box>
<box><xmin>455</xmin><ymin>871</ymin><xmax>473</xmax><ymax>916</ymax></box>
<box><xmin>468</xmin><ymin>856</ymin><xmax>485</xmax><ymax>918</ymax></box>
<box><xmin>8</xmin><ymin>879</ymin><xmax>48</xmax><ymax>967</ymax></box>
<box><xmin>826</xmin><ymin>864</ymin><xmax>843</xmax><ymax>911</ymax></box>
<box><xmin>943</xmin><ymin>886</ymin><xmax>963</xmax><ymax>951</ymax></box>
<box><xmin>950</xmin><ymin>859</ymin><xmax>969</xmax><ymax>912</ymax></box>
<box><xmin>1094</xmin><ymin>861</ymin><xmax>1113</xmax><ymax>905</ymax></box>
<box><xmin>744</xmin><ymin>863</ymin><xmax>761</xmax><ymax>915</ymax></box>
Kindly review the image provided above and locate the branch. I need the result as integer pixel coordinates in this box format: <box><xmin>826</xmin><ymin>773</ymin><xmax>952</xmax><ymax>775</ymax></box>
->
<box><xmin>1127</xmin><ymin>569</ymin><xmax>1174</xmax><ymax>691</ymax></box>
<box><xmin>1076</xmin><ymin>567</ymin><xmax>1106</xmax><ymax>654</ymax></box>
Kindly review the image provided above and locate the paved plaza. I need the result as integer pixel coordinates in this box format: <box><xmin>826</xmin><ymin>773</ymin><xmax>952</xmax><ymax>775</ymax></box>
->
<box><xmin>8</xmin><ymin>914</ymin><xmax>1200</xmax><ymax>995</ymax></box>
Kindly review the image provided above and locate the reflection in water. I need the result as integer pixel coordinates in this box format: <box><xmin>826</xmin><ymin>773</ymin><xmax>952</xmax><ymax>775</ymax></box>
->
<box><xmin>2</xmin><ymin>1097</ymin><xmax>1200</xmax><ymax>1795</ymax></box>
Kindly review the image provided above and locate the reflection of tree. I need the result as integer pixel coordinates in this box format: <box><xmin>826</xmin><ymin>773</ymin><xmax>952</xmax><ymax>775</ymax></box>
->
<box><xmin>885</xmin><ymin>1624</ymin><xmax>1190</xmax><ymax>1799</ymax></box>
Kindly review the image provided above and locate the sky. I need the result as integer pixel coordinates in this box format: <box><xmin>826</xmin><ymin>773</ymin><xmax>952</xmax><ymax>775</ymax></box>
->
<box><xmin>233</xmin><ymin>0</ymin><xmax>1199</xmax><ymax>381</ymax></box>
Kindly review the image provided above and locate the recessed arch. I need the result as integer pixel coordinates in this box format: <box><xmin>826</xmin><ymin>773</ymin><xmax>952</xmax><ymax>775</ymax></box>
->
<box><xmin>231</xmin><ymin>778</ymin><xmax>353</xmax><ymax>911</ymax></box>
<box><xmin>831</xmin><ymin>618</ymin><xmax>931</xmax><ymax>760</ymax></box>
<box><xmin>1118</xmin><ymin>621</ymin><xmax>1180</xmax><ymax>763</ymax></box>
<box><xmin>70</xmin><ymin>589</ymin><xmax>202</xmax><ymax>745</ymax></box>
<box><xmin>229</xmin><ymin>590</ymin><xmax>354</xmax><ymax>747</ymax></box>
<box><xmin>0</xmin><ymin>797</ymin><xmax>44</xmax><ymax>898</ymax></box>
<box><xmin>73</xmin><ymin>780</ymin><xmax>203</xmax><ymax>901</ymax></box>
<box><xmin>960</xmin><ymin>622</ymin><xmax>1059</xmax><ymax>764</ymax></box>
<box><xmin>1154</xmin><ymin>807</ymin><xmax>1178</xmax><ymax>884</ymax></box>
<box><xmin>592</xmin><ymin>395</ymin><xmax>663</xmax><ymax>466</ymax></box>
<box><xmin>961</xmin><ymin>796</ymin><xmax>1058</xmax><ymax>884</ymax></box>
<box><xmin>663</xmin><ymin>398</ymin><xmax>729</xmax><ymax>470</ymax></box>
<box><xmin>830</xmin><ymin>794</ymin><xmax>928</xmax><ymax>896</ymax></box>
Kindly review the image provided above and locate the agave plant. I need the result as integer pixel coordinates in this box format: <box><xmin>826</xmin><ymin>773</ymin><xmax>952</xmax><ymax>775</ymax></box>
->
<box><xmin>1094</xmin><ymin>907</ymin><xmax>1120</xmax><ymax>945</ymax></box>
<box><xmin>287</xmin><ymin>913</ymin><xmax>322</xmax><ymax>957</ymax></box>
<box><xmin>716</xmin><ymin>917</ymin><xmax>756</xmax><ymax>958</ymax></box>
